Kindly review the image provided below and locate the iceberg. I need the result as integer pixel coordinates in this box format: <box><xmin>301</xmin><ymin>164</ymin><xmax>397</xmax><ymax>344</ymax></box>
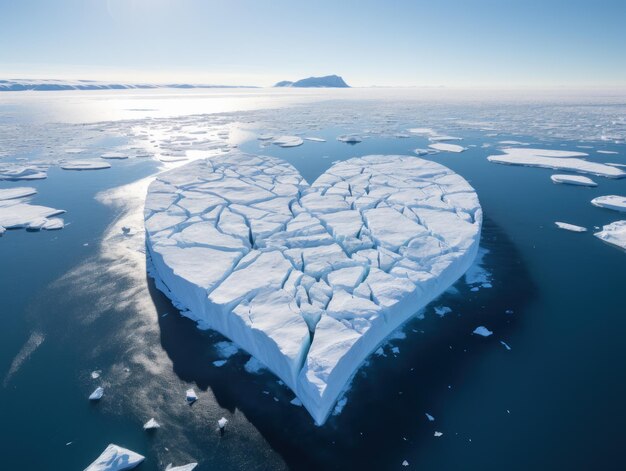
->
<box><xmin>101</xmin><ymin>152</ymin><xmax>128</xmax><ymax>160</ymax></box>
<box><xmin>217</xmin><ymin>417</ymin><xmax>228</xmax><ymax>429</ymax></box>
<box><xmin>428</xmin><ymin>143</ymin><xmax>466</xmax><ymax>153</ymax></box>
<box><xmin>591</xmin><ymin>195</ymin><xmax>626</xmax><ymax>212</ymax></box>
<box><xmin>550</xmin><ymin>174</ymin><xmax>597</xmax><ymax>187</ymax></box>
<box><xmin>84</xmin><ymin>444</ymin><xmax>144</xmax><ymax>471</ymax></box>
<box><xmin>186</xmin><ymin>388</ymin><xmax>198</xmax><ymax>404</ymax></box>
<box><xmin>555</xmin><ymin>222</ymin><xmax>587</xmax><ymax>232</ymax></box>
<box><xmin>145</xmin><ymin>153</ymin><xmax>481</xmax><ymax>424</ymax></box>
<box><xmin>594</xmin><ymin>221</ymin><xmax>626</xmax><ymax>251</ymax></box>
<box><xmin>89</xmin><ymin>387</ymin><xmax>104</xmax><ymax>400</ymax></box>
<box><xmin>61</xmin><ymin>161</ymin><xmax>112</xmax><ymax>171</ymax></box>
<box><xmin>473</xmin><ymin>326</ymin><xmax>493</xmax><ymax>337</ymax></box>
<box><xmin>143</xmin><ymin>418</ymin><xmax>160</xmax><ymax>430</ymax></box>
<box><xmin>487</xmin><ymin>148</ymin><xmax>625</xmax><ymax>178</ymax></box>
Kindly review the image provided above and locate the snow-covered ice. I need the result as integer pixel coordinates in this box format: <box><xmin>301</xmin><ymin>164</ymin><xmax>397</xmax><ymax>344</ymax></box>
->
<box><xmin>218</xmin><ymin>417</ymin><xmax>228</xmax><ymax>429</ymax></box>
<box><xmin>84</xmin><ymin>444</ymin><xmax>145</xmax><ymax>471</ymax></box>
<box><xmin>89</xmin><ymin>387</ymin><xmax>104</xmax><ymax>400</ymax></box>
<box><xmin>145</xmin><ymin>152</ymin><xmax>482</xmax><ymax>424</ymax></box>
<box><xmin>165</xmin><ymin>464</ymin><xmax>198</xmax><ymax>471</ymax></box>
<box><xmin>186</xmin><ymin>388</ymin><xmax>198</xmax><ymax>403</ymax></box>
<box><xmin>591</xmin><ymin>195</ymin><xmax>626</xmax><ymax>212</ymax></box>
<box><xmin>487</xmin><ymin>148</ymin><xmax>625</xmax><ymax>178</ymax></box>
<box><xmin>550</xmin><ymin>174</ymin><xmax>597</xmax><ymax>187</ymax></box>
<box><xmin>428</xmin><ymin>143</ymin><xmax>466</xmax><ymax>153</ymax></box>
<box><xmin>273</xmin><ymin>136</ymin><xmax>304</xmax><ymax>147</ymax></box>
<box><xmin>61</xmin><ymin>161</ymin><xmax>112</xmax><ymax>171</ymax></box>
<box><xmin>555</xmin><ymin>222</ymin><xmax>587</xmax><ymax>232</ymax></box>
<box><xmin>473</xmin><ymin>326</ymin><xmax>493</xmax><ymax>337</ymax></box>
<box><xmin>143</xmin><ymin>418</ymin><xmax>160</xmax><ymax>430</ymax></box>
<box><xmin>0</xmin><ymin>199</ymin><xmax>65</xmax><ymax>231</ymax></box>
<box><xmin>101</xmin><ymin>152</ymin><xmax>128</xmax><ymax>160</ymax></box>
<box><xmin>594</xmin><ymin>221</ymin><xmax>626</xmax><ymax>251</ymax></box>
<box><xmin>0</xmin><ymin>187</ymin><xmax>37</xmax><ymax>200</ymax></box>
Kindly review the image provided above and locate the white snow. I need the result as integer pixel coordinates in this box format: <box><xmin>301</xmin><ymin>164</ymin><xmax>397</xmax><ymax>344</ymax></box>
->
<box><xmin>145</xmin><ymin>152</ymin><xmax>482</xmax><ymax>425</ymax></box>
<box><xmin>304</xmin><ymin>137</ymin><xmax>326</xmax><ymax>142</ymax></box>
<box><xmin>555</xmin><ymin>222</ymin><xmax>587</xmax><ymax>232</ymax></box>
<box><xmin>0</xmin><ymin>187</ymin><xmax>37</xmax><ymax>200</ymax></box>
<box><xmin>218</xmin><ymin>417</ymin><xmax>228</xmax><ymax>429</ymax></box>
<box><xmin>402</xmin><ymin>460</ymin><xmax>409</xmax><ymax>466</ymax></box>
<box><xmin>186</xmin><ymin>388</ymin><xmax>198</xmax><ymax>403</ymax></box>
<box><xmin>434</xmin><ymin>431</ymin><xmax>443</xmax><ymax>437</ymax></box>
<box><xmin>428</xmin><ymin>143</ymin><xmax>466</xmax><ymax>153</ymax></box>
<box><xmin>89</xmin><ymin>387</ymin><xmax>104</xmax><ymax>400</ymax></box>
<box><xmin>433</xmin><ymin>306</ymin><xmax>452</xmax><ymax>317</ymax></box>
<box><xmin>273</xmin><ymin>135</ymin><xmax>304</xmax><ymax>147</ymax></box>
<box><xmin>84</xmin><ymin>444</ymin><xmax>145</xmax><ymax>471</ymax></box>
<box><xmin>591</xmin><ymin>195</ymin><xmax>626</xmax><ymax>212</ymax></box>
<box><xmin>143</xmin><ymin>418</ymin><xmax>160</xmax><ymax>430</ymax></box>
<box><xmin>594</xmin><ymin>220</ymin><xmax>626</xmax><ymax>251</ymax></box>
<box><xmin>550</xmin><ymin>174</ymin><xmax>597</xmax><ymax>187</ymax></box>
<box><xmin>487</xmin><ymin>148</ymin><xmax>625</xmax><ymax>178</ymax></box>
<box><xmin>473</xmin><ymin>326</ymin><xmax>493</xmax><ymax>337</ymax></box>
<box><xmin>213</xmin><ymin>360</ymin><xmax>227</xmax><ymax>367</ymax></box>
<box><xmin>61</xmin><ymin>161</ymin><xmax>112</xmax><ymax>170</ymax></box>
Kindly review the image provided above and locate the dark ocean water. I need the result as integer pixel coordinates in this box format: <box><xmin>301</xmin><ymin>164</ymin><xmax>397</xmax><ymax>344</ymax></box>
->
<box><xmin>1</xmin><ymin>119</ymin><xmax>625</xmax><ymax>470</ymax></box>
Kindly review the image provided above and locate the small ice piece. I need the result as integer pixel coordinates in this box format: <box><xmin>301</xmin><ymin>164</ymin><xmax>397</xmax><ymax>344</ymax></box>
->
<box><xmin>60</xmin><ymin>161</ymin><xmax>111</xmax><ymax>171</ymax></box>
<box><xmin>89</xmin><ymin>387</ymin><xmax>104</xmax><ymax>401</ymax></box>
<box><xmin>186</xmin><ymin>388</ymin><xmax>198</xmax><ymax>404</ymax></box>
<box><xmin>218</xmin><ymin>417</ymin><xmax>228</xmax><ymax>429</ymax></box>
<box><xmin>214</xmin><ymin>341</ymin><xmax>239</xmax><ymax>359</ymax></box>
<box><xmin>337</xmin><ymin>135</ymin><xmax>362</xmax><ymax>144</ymax></box>
<box><xmin>143</xmin><ymin>418</ymin><xmax>160</xmax><ymax>430</ymax></box>
<box><xmin>84</xmin><ymin>444</ymin><xmax>145</xmax><ymax>471</ymax></box>
<box><xmin>42</xmin><ymin>218</ymin><xmax>64</xmax><ymax>230</ymax></box>
<box><xmin>333</xmin><ymin>397</ymin><xmax>348</xmax><ymax>415</ymax></box>
<box><xmin>402</xmin><ymin>460</ymin><xmax>409</xmax><ymax>467</ymax></box>
<box><xmin>487</xmin><ymin>148</ymin><xmax>625</xmax><ymax>178</ymax></box>
<box><xmin>591</xmin><ymin>195</ymin><xmax>626</xmax><ymax>213</ymax></box>
<box><xmin>273</xmin><ymin>135</ymin><xmax>304</xmax><ymax>147</ymax></box>
<box><xmin>257</xmin><ymin>134</ymin><xmax>274</xmax><ymax>141</ymax></box>
<box><xmin>0</xmin><ymin>187</ymin><xmax>37</xmax><ymax>200</ymax></box>
<box><xmin>425</xmin><ymin>413</ymin><xmax>435</xmax><ymax>421</ymax></box>
<box><xmin>212</xmin><ymin>360</ymin><xmax>227</xmax><ymax>367</ymax></box>
<box><xmin>434</xmin><ymin>431</ymin><xmax>443</xmax><ymax>437</ymax></box>
<box><xmin>0</xmin><ymin>226</ymin><xmax>5</xmax><ymax>236</ymax></box>
<box><xmin>166</xmin><ymin>464</ymin><xmax>198</xmax><ymax>471</ymax></box>
<box><xmin>550</xmin><ymin>174</ymin><xmax>597</xmax><ymax>187</ymax></box>
<box><xmin>413</xmin><ymin>148</ymin><xmax>431</xmax><ymax>156</ymax></box>
<box><xmin>101</xmin><ymin>152</ymin><xmax>128</xmax><ymax>159</ymax></box>
<box><xmin>0</xmin><ymin>201</ymin><xmax>65</xmax><ymax>230</ymax></box>
<box><xmin>290</xmin><ymin>397</ymin><xmax>303</xmax><ymax>406</ymax></box>
<box><xmin>597</xmin><ymin>150</ymin><xmax>619</xmax><ymax>155</ymax></box>
<box><xmin>473</xmin><ymin>326</ymin><xmax>493</xmax><ymax>337</ymax></box>
<box><xmin>594</xmin><ymin>220</ymin><xmax>626</xmax><ymax>251</ymax></box>
<box><xmin>304</xmin><ymin>137</ymin><xmax>326</xmax><ymax>142</ymax></box>
<box><xmin>428</xmin><ymin>143</ymin><xmax>466</xmax><ymax>153</ymax></box>
<box><xmin>91</xmin><ymin>370</ymin><xmax>101</xmax><ymax>379</ymax></box>
<box><xmin>500</xmin><ymin>340</ymin><xmax>512</xmax><ymax>350</ymax></box>
<box><xmin>244</xmin><ymin>356</ymin><xmax>265</xmax><ymax>374</ymax></box>
<box><xmin>434</xmin><ymin>306</ymin><xmax>452</xmax><ymax>317</ymax></box>
<box><xmin>391</xmin><ymin>346</ymin><xmax>400</xmax><ymax>355</ymax></box>
<box><xmin>0</xmin><ymin>166</ymin><xmax>47</xmax><ymax>181</ymax></box>
<box><xmin>555</xmin><ymin>221</ymin><xmax>587</xmax><ymax>232</ymax></box>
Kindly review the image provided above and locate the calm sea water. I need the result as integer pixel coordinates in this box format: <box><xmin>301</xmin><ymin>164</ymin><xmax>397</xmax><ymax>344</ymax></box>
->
<box><xmin>0</xmin><ymin>90</ymin><xmax>625</xmax><ymax>470</ymax></box>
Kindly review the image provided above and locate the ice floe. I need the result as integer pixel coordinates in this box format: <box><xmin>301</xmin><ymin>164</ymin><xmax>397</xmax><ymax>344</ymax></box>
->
<box><xmin>0</xmin><ymin>200</ymin><xmax>65</xmax><ymax>231</ymax></box>
<box><xmin>61</xmin><ymin>161</ymin><xmax>112</xmax><ymax>171</ymax></box>
<box><xmin>428</xmin><ymin>143</ymin><xmax>466</xmax><ymax>153</ymax></box>
<box><xmin>591</xmin><ymin>195</ymin><xmax>626</xmax><ymax>212</ymax></box>
<box><xmin>473</xmin><ymin>326</ymin><xmax>493</xmax><ymax>337</ymax></box>
<box><xmin>218</xmin><ymin>417</ymin><xmax>228</xmax><ymax>429</ymax></box>
<box><xmin>166</xmin><ymin>464</ymin><xmax>198</xmax><ymax>471</ymax></box>
<box><xmin>143</xmin><ymin>418</ymin><xmax>160</xmax><ymax>430</ymax></box>
<box><xmin>0</xmin><ymin>187</ymin><xmax>37</xmax><ymax>200</ymax></box>
<box><xmin>555</xmin><ymin>222</ymin><xmax>587</xmax><ymax>232</ymax></box>
<box><xmin>145</xmin><ymin>152</ymin><xmax>482</xmax><ymax>425</ymax></box>
<box><xmin>337</xmin><ymin>135</ymin><xmax>362</xmax><ymax>144</ymax></box>
<box><xmin>487</xmin><ymin>148</ymin><xmax>625</xmax><ymax>178</ymax></box>
<box><xmin>550</xmin><ymin>174</ymin><xmax>597</xmax><ymax>187</ymax></box>
<box><xmin>273</xmin><ymin>136</ymin><xmax>304</xmax><ymax>147</ymax></box>
<box><xmin>101</xmin><ymin>152</ymin><xmax>128</xmax><ymax>160</ymax></box>
<box><xmin>84</xmin><ymin>444</ymin><xmax>145</xmax><ymax>471</ymax></box>
<box><xmin>594</xmin><ymin>221</ymin><xmax>626</xmax><ymax>251</ymax></box>
<box><xmin>186</xmin><ymin>388</ymin><xmax>198</xmax><ymax>404</ymax></box>
<box><xmin>89</xmin><ymin>387</ymin><xmax>104</xmax><ymax>400</ymax></box>
<box><xmin>0</xmin><ymin>166</ymin><xmax>47</xmax><ymax>180</ymax></box>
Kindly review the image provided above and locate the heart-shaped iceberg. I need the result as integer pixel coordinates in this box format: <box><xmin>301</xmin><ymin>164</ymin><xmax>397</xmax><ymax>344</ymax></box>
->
<box><xmin>145</xmin><ymin>153</ymin><xmax>482</xmax><ymax>424</ymax></box>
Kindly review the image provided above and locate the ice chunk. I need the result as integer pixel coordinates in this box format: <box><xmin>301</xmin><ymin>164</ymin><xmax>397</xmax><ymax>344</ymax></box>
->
<box><xmin>61</xmin><ymin>161</ymin><xmax>111</xmax><ymax>170</ymax></box>
<box><xmin>500</xmin><ymin>340</ymin><xmax>512</xmax><ymax>350</ymax></box>
<box><xmin>84</xmin><ymin>444</ymin><xmax>145</xmax><ymax>471</ymax></box>
<box><xmin>0</xmin><ymin>187</ymin><xmax>37</xmax><ymax>200</ymax></box>
<box><xmin>146</xmin><ymin>153</ymin><xmax>482</xmax><ymax>425</ymax></box>
<box><xmin>273</xmin><ymin>135</ymin><xmax>303</xmax><ymax>147</ymax></box>
<box><xmin>186</xmin><ymin>388</ymin><xmax>198</xmax><ymax>403</ymax></box>
<box><xmin>425</xmin><ymin>413</ymin><xmax>435</xmax><ymax>421</ymax></box>
<box><xmin>0</xmin><ymin>166</ymin><xmax>47</xmax><ymax>180</ymax></box>
<box><xmin>244</xmin><ymin>356</ymin><xmax>265</xmax><ymax>374</ymax></box>
<box><xmin>488</xmin><ymin>148</ymin><xmax>625</xmax><ymax>178</ymax></box>
<box><xmin>591</xmin><ymin>195</ymin><xmax>626</xmax><ymax>212</ymax></box>
<box><xmin>550</xmin><ymin>174</ymin><xmax>597</xmax><ymax>186</ymax></box>
<box><xmin>143</xmin><ymin>418</ymin><xmax>160</xmax><ymax>430</ymax></box>
<box><xmin>594</xmin><ymin>220</ymin><xmax>626</xmax><ymax>251</ymax></box>
<box><xmin>428</xmin><ymin>143</ymin><xmax>466</xmax><ymax>153</ymax></box>
<box><xmin>101</xmin><ymin>152</ymin><xmax>128</xmax><ymax>159</ymax></box>
<box><xmin>89</xmin><ymin>387</ymin><xmax>104</xmax><ymax>400</ymax></box>
<box><xmin>473</xmin><ymin>326</ymin><xmax>493</xmax><ymax>337</ymax></box>
<box><xmin>555</xmin><ymin>222</ymin><xmax>587</xmax><ymax>232</ymax></box>
<box><xmin>434</xmin><ymin>306</ymin><xmax>452</xmax><ymax>317</ymax></box>
<box><xmin>217</xmin><ymin>417</ymin><xmax>228</xmax><ymax>429</ymax></box>
<box><xmin>165</xmin><ymin>464</ymin><xmax>198</xmax><ymax>471</ymax></box>
<box><xmin>337</xmin><ymin>135</ymin><xmax>362</xmax><ymax>144</ymax></box>
<box><xmin>434</xmin><ymin>431</ymin><xmax>443</xmax><ymax>437</ymax></box>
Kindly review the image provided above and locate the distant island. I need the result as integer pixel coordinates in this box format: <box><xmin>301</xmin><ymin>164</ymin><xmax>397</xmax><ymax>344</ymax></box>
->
<box><xmin>273</xmin><ymin>75</ymin><xmax>350</xmax><ymax>88</ymax></box>
<box><xmin>0</xmin><ymin>79</ymin><xmax>255</xmax><ymax>91</ymax></box>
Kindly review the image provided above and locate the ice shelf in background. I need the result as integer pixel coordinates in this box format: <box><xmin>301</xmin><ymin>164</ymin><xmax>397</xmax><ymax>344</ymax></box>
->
<box><xmin>591</xmin><ymin>195</ymin><xmax>626</xmax><ymax>212</ymax></box>
<box><xmin>594</xmin><ymin>221</ymin><xmax>626</xmax><ymax>251</ymax></box>
<box><xmin>145</xmin><ymin>152</ymin><xmax>481</xmax><ymax>425</ymax></box>
<box><xmin>487</xmin><ymin>148</ymin><xmax>626</xmax><ymax>178</ymax></box>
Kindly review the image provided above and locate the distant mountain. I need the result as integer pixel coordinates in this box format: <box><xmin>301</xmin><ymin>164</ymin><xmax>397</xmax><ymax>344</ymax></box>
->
<box><xmin>273</xmin><ymin>75</ymin><xmax>349</xmax><ymax>88</ymax></box>
<box><xmin>0</xmin><ymin>79</ymin><xmax>255</xmax><ymax>92</ymax></box>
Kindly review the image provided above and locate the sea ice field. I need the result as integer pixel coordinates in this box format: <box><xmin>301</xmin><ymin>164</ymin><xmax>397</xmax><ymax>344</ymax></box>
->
<box><xmin>1</xmin><ymin>88</ymin><xmax>625</xmax><ymax>470</ymax></box>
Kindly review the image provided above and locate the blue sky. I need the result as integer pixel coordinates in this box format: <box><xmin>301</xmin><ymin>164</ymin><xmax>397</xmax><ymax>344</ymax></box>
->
<box><xmin>1</xmin><ymin>0</ymin><xmax>625</xmax><ymax>87</ymax></box>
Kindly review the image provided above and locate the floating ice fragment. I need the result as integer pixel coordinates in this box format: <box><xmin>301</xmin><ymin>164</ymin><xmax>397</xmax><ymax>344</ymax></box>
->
<box><xmin>218</xmin><ymin>417</ymin><xmax>228</xmax><ymax>429</ymax></box>
<box><xmin>473</xmin><ymin>326</ymin><xmax>493</xmax><ymax>337</ymax></box>
<box><xmin>594</xmin><ymin>220</ymin><xmax>626</xmax><ymax>251</ymax></box>
<box><xmin>555</xmin><ymin>222</ymin><xmax>587</xmax><ymax>232</ymax></box>
<box><xmin>273</xmin><ymin>135</ymin><xmax>304</xmax><ymax>147</ymax></box>
<box><xmin>84</xmin><ymin>444</ymin><xmax>144</xmax><ymax>471</ymax></box>
<box><xmin>186</xmin><ymin>388</ymin><xmax>198</xmax><ymax>404</ymax></box>
<box><xmin>244</xmin><ymin>356</ymin><xmax>265</xmax><ymax>374</ymax></box>
<box><xmin>0</xmin><ymin>187</ymin><xmax>37</xmax><ymax>200</ymax></box>
<box><xmin>428</xmin><ymin>143</ymin><xmax>466</xmax><ymax>153</ymax></box>
<box><xmin>215</xmin><ymin>341</ymin><xmax>239</xmax><ymax>358</ymax></box>
<box><xmin>500</xmin><ymin>340</ymin><xmax>512</xmax><ymax>350</ymax></box>
<box><xmin>213</xmin><ymin>360</ymin><xmax>227</xmax><ymax>367</ymax></box>
<box><xmin>61</xmin><ymin>161</ymin><xmax>111</xmax><ymax>171</ymax></box>
<box><xmin>425</xmin><ymin>413</ymin><xmax>435</xmax><ymax>421</ymax></box>
<box><xmin>597</xmin><ymin>150</ymin><xmax>619</xmax><ymax>155</ymax></box>
<box><xmin>89</xmin><ymin>387</ymin><xmax>104</xmax><ymax>400</ymax></box>
<box><xmin>333</xmin><ymin>397</ymin><xmax>348</xmax><ymax>415</ymax></box>
<box><xmin>434</xmin><ymin>306</ymin><xmax>452</xmax><ymax>317</ymax></box>
<box><xmin>143</xmin><ymin>418</ymin><xmax>160</xmax><ymax>430</ymax></box>
<box><xmin>550</xmin><ymin>174</ymin><xmax>597</xmax><ymax>187</ymax></box>
<box><xmin>434</xmin><ymin>431</ymin><xmax>443</xmax><ymax>437</ymax></box>
<box><xmin>0</xmin><ymin>166</ymin><xmax>47</xmax><ymax>181</ymax></box>
<box><xmin>591</xmin><ymin>195</ymin><xmax>626</xmax><ymax>212</ymax></box>
<box><xmin>304</xmin><ymin>137</ymin><xmax>326</xmax><ymax>142</ymax></box>
<box><xmin>413</xmin><ymin>148</ymin><xmax>432</xmax><ymax>156</ymax></box>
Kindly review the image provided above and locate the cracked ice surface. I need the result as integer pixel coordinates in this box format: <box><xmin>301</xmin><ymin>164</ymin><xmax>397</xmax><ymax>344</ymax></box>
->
<box><xmin>145</xmin><ymin>152</ymin><xmax>481</xmax><ymax>424</ymax></box>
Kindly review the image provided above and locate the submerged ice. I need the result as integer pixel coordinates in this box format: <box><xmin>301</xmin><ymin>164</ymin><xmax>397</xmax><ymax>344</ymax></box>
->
<box><xmin>145</xmin><ymin>152</ymin><xmax>482</xmax><ymax>425</ymax></box>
